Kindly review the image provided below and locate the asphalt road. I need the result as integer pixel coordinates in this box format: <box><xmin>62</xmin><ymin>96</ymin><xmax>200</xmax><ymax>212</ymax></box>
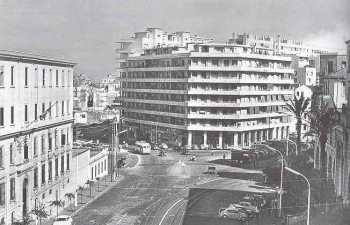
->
<box><xmin>72</xmin><ymin>152</ymin><xmax>208</xmax><ymax>225</ymax></box>
<box><xmin>72</xmin><ymin>151</ymin><xmax>280</xmax><ymax>225</ymax></box>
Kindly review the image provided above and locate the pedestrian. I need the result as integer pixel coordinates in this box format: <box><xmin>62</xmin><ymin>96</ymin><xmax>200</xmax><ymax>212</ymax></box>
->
<box><xmin>223</xmin><ymin>153</ymin><xmax>226</xmax><ymax>160</ymax></box>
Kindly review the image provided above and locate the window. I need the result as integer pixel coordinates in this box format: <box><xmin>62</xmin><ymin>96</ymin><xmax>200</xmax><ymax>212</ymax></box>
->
<box><xmin>34</xmin><ymin>168</ymin><xmax>38</xmax><ymax>188</ymax></box>
<box><xmin>49</xmin><ymin>69</ymin><xmax>53</xmax><ymax>87</ymax></box>
<box><xmin>55</xmin><ymin>157</ymin><xmax>58</xmax><ymax>177</ymax></box>
<box><xmin>10</xmin><ymin>178</ymin><xmax>15</xmax><ymax>200</ymax></box>
<box><xmin>49</xmin><ymin>102</ymin><xmax>52</xmax><ymax>117</ymax></box>
<box><xmin>42</xmin><ymin>103</ymin><xmax>45</xmax><ymax>116</ymax></box>
<box><xmin>0</xmin><ymin>183</ymin><xmax>5</xmax><ymax>206</ymax></box>
<box><xmin>66</xmin><ymin>100</ymin><xmax>70</xmax><ymax>114</ymax></box>
<box><xmin>10</xmin><ymin>106</ymin><xmax>14</xmax><ymax>124</ymax></box>
<box><xmin>0</xmin><ymin>66</ymin><xmax>4</xmax><ymax>87</ymax></box>
<box><xmin>10</xmin><ymin>66</ymin><xmax>14</xmax><ymax>86</ymax></box>
<box><xmin>42</xmin><ymin>69</ymin><xmax>45</xmax><ymax>86</ymax></box>
<box><xmin>24</xmin><ymin>105</ymin><xmax>28</xmax><ymax>122</ymax></box>
<box><xmin>41</xmin><ymin>135</ymin><xmax>45</xmax><ymax>154</ymax></box>
<box><xmin>34</xmin><ymin>68</ymin><xmax>38</xmax><ymax>87</ymax></box>
<box><xmin>62</xmin><ymin>70</ymin><xmax>65</xmax><ymax>86</ymax></box>
<box><xmin>0</xmin><ymin>108</ymin><xmax>4</xmax><ymax>126</ymax></box>
<box><xmin>55</xmin><ymin>70</ymin><xmax>59</xmax><ymax>86</ymax></box>
<box><xmin>24</xmin><ymin>67</ymin><xmax>28</xmax><ymax>86</ymax></box>
<box><xmin>34</xmin><ymin>104</ymin><xmax>38</xmax><ymax>121</ymax></box>
<box><xmin>61</xmin><ymin>155</ymin><xmax>64</xmax><ymax>174</ymax></box>
<box><xmin>41</xmin><ymin>164</ymin><xmax>45</xmax><ymax>184</ymax></box>
<box><xmin>48</xmin><ymin>132</ymin><xmax>52</xmax><ymax>151</ymax></box>
<box><xmin>55</xmin><ymin>101</ymin><xmax>59</xmax><ymax>117</ymax></box>
<box><xmin>61</xmin><ymin>101</ymin><xmax>64</xmax><ymax>116</ymax></box>
<box><xmin>66</xmin><ymin>153</ymin><xmax>69</xmax><ymax>170</ymax></box>
<box><xmin>328</xmin><ymin>61</ymin><xmax>334</xmax><ymax>73</ymax></box>
<box><xmin>9</xmin><ymin>144</ymin><xmax>13</xmax><ymax>164</ymax></box>
<box><xmin>0</xmin><ymin>147</ymin><xmax>3</xmax><ymax>168</ymax></box>
<box><xmin>33</xmin><ymin>137</ymin><xmax>38</xmax><ymax>156</ymax></box>
<box><xmin>61</xmin><ymin>132</ymin><xmax>66</xmax><ymax>146</ymax></box>
<box><xmin>24</xmin><ymin>143</ymin><xmax>28</xmax><ymax>160</ymax></box>
<box><xmin>48</xmin><ymin>161</ymin><xmax>52</xmax><ymax>181</ymax></box>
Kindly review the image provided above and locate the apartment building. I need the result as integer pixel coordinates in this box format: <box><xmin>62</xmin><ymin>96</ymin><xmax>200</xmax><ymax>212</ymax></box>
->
<box><xmin>320</xmin><ymin>53</ymin><xmax>348</xmax><ymax>109</ymax></box>
<box><xmin>229</xmin><ymin>32</ymin><xmax>327</xmax><ymax>57</ymax></box>
<box><xmin>115</xmin><ymin>28</ymin><xmax>213</xmax><ymax>78</ymax></box>
<box><xmin>121</xmin><ymin>43</ymin><xmax>295</xmax><ymax>149</ymax></box>
<box><xmin>0</xmin><ymin>50</ymin><xmax>75</xmax><ymax>224</ymax></box>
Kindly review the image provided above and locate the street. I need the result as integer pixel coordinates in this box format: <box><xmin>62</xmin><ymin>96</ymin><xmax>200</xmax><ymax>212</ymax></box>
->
<box><xmin>72</xmin><ymin>150</ymin><xmax>279</xmax><ymax>225</ymax></box>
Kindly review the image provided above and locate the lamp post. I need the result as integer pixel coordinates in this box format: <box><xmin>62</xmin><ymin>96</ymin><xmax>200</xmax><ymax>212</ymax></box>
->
<box><xmin>284</xmin><ymin>167</ymin><xmax>310</xmax><ymax>225</ymax></box>
<box><xmin>286</xmin><ymin>137</ymin><xmax>297</xmax><ymax>157</ymax></box>
<box><xmin>261</xmin><ymin>144</ymin><xmax>284</xmax><ymax>217</ymax></box>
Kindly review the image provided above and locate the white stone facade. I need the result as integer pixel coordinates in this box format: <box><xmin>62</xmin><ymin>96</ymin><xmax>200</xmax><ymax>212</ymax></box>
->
<box><xmin>0</xmin><ymin>50</ymin><xmax>75</xmax><ymax>224</ymax></box>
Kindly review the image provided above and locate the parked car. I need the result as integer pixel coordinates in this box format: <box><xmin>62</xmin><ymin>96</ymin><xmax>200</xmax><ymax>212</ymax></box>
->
<box><xmin>236</xmin><ymin>201</ymin><xmax>260</xmax><ymax>214</ymax></box>
<box><xmin>189</xmin><ymin>155</ymin><xmax>197</xmax><ymax>161</ymax></box>
<box><xmin>218</xmin><ymin>205</ymin><xmax>248</xmax><ymax>221</ymax></box>
<box><xmin>53</xmin><ymin>215</ymin><xmax>73</xmax><ymax>225</ymax></box>
<box><xmin>160</xmin><ymin>143</ymin><xmax>168</xmax><ymax>150</ymax></box>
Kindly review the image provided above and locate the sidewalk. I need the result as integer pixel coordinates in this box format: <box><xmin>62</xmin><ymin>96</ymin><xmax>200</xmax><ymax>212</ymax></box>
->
<box><xmin>35</xmin><ymin>175</ymin><xmax>123</xmax><ymax>225</ymax></box>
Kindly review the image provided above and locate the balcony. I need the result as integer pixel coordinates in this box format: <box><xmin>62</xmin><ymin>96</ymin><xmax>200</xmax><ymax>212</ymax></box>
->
<box><xmin>121</xmin><ymin>98</ymin><xmax>186</xmax><ymax>106</ymax></box>
<box><xmin>188</xmin><ymin>65</ymin><xmax>294</xmax><ymax>74</ymax></box>
<box><xmin>190</xmin><ymin>51</ymin><xmax>292</xmax><ymax>61</ymax></box>
<box><xmin>187</xmin><ymin>112</ymin><xmax>283</xmax><ymax>120</ymax></box>
<box><xmin>123</xmin><ymin>108</ymin><xmax>186</xmax><ymax>118</ymax></box>
<box><xmin>187</xmin><ymin>77</ymin><xmax>294</xmax><ymax>84</ymax></box>
<box><xmin>122</xmin><ymin>88</ymin><xmax>186</xmax><ymax>94</ymax></box>
<box><xmin>187</xmin><ymin>100</ymin><xmax>286</xmax><ymax>108</ymax></box>
<box><xmin>187</xmin><ymin>88</ymin><xmax>293</xmax><ymax>95</ymax></box>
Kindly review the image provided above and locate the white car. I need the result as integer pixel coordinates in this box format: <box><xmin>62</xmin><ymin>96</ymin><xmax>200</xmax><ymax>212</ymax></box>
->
<box><xmin>52</xmin><ymin>215</ymin><xmax>73</xmax><ymax>225</ymax></box>
<box><xmin>218</xmin><ymin>205</ymin><xmax>248</xmax><ymax>221</ymax></box>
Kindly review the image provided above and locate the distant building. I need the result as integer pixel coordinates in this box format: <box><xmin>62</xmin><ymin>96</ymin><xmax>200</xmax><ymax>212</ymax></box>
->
<box><xmin>0</xmin><ymin>50</ymin><xmax>75</xmax><ymax>224</ymax></box>
<box><xmin>229</xmin><ymin>32</ymin><xmax>327</xmax><ymax>58</ymax></box>
<box><xmin>121</xmin><ymin>42</ymin><xmax>295</xmax><ymax>148</ymax></box>
<box><xmin>295</xmin><ymin>66</ymin><xmax>317</xmax><ymax>86</ymax></box>
<box><xmin>115</xmin><ymin>28</ymin><xmax>213</xmax><ymax>78</ymax></box>
<box><xmin>314</xmin><ymin>40</ymin><xmax>350</xmax><ymax>205</ymax></box>
<box><xmin>320</xmin><ymin>53</ymin><xmax>347</xmax><ymax>109</ymax></box>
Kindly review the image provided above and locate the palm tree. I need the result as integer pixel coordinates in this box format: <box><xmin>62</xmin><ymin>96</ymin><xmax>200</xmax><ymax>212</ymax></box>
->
<box><xmin>77</xmin><ymin>186</ymin><xmax>84</xmax><ymax>204</ymax></box>
<box><xmin>30</xmin><ymin>203</ymin><xmax>49</xmax><ymax>225</ymax></box>
<box><xmin>64</xmin><ymin>193</ymin><xmax>75</xmax><ymax>211</ymax></box>
<box><xmin>50</xmin><ymin>200</ymin><xmax>64</xmax><ymax>218</ymax></box>
<box><xmin>307</xmin><ymin>96</ymin><xmax>340</xmax><ymax>210</ymax></box>
<box><xmin>284</xmin><ymin>93</ymin><xmax>310</xmax><ymax>155</ymax></box>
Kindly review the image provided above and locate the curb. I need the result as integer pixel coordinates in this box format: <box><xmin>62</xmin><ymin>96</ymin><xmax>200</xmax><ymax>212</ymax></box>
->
<box><xmin>71</xmin><ymin>175</ymin><xmax>124</xmax><ymax>217</ymax></box>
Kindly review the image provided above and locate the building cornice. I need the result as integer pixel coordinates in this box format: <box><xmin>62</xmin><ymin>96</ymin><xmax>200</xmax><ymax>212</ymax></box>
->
<box><xmin>0</xmin><ymin>50</ymin><xmax>76</xmax><ymax>67</ymax></box>
<box><xmin>0</xmin><ymin>119</ymin><xmax>74</xmax><ymax>141</ymax></box>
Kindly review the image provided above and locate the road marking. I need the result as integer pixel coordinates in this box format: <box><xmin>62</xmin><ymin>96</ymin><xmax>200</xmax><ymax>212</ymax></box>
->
<box><xmin>158</xmin><ymin>198</ymin><xmax>184</xmax><ymax>225</ymax></box>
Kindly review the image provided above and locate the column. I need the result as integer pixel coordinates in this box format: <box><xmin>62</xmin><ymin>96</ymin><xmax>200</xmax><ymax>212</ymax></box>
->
<box><xmin>218</xmin><ymin>132</ymin><xmax>223</xmax><ymax>149</ymax></box>
<box><xmin>234</xmin><ymin>133</ymin><xmax>238</xmax><ymax>146</ymax></box>
<box><xmin>272</xmin><ymin>128</ymin><xmax>276</xmax><ymax>140</ymax></box>
<box><xmin>187</xmin><ymin>131</ymin><xmax>192</xmax><ymax>147</ymax></box>
<box><xmin>254</xmin><ymin>131</ymin><xmax>257</xmax><ymax>144</ymax></box>
<box><xmin>203</xmin><ymin>131</ymin><xmax>207</xmax><ymax>146</ymax></box>
<box><xmin>240</xmin><ymin>133</ymin><xmax>244</xmax><ymax>147</ymax></box>
<box><xmin>248</xmin><ymin>132</ymin><xmax>252</xmax><ymax>146</ymax></box>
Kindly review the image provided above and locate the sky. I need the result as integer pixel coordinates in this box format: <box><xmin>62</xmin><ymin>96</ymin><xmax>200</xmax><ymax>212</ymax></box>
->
<box><xmin>0</xmin><ymin>0</ymin><xmax>349</xmax><ymax>79</ymax></box>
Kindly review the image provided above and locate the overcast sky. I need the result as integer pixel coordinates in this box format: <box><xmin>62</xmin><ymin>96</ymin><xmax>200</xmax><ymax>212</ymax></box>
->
<box><xmin>0</xmin><ymin>0</ymin><xmax>349</xmax><ymax>79</ymax></box>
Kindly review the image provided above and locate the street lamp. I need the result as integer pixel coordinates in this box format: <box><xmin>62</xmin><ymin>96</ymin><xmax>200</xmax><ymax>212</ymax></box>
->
<box><xmin>261</xmin><ymin>144</ymin><xmax>284</xmax><ymax>217</ymax></box>
<box><xmin>284</xmin><ymin>167</ymin><xmax>310</xmax><ymax>225</ymax></box>
<box><xmin>285</xmin><ymin>137</ymin><xmax>297</xmax><ymax>157</ymax></box>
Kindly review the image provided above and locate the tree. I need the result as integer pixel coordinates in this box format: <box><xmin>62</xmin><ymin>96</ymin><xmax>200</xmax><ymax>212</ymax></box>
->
<box><xmin>284</xmin><ymin>93</ymin><xmax>310</xmax><ymax>155</ymax></box>
<box><xmin>30</xmin><ymin>203</ymin><xmax>49</xmax><ymax>225</ymax></box>
<box><xmin>307</xmin><ymin>96</ymin><xmax>340</xmax><ymax>211</ymax></box>
<box><xmin>50</xmin><ymin>200</ymin><xmax>64</xmax><ymax>218</ymax></box>
<box><xmin>64</xmin><ymin>193</ymin><xmax>75</xmax><ymax>211</ymax></box>
<box><xmin>12</xmin><ymin>214</ymin><xmax>33</xmax><ymax>225</ymax></box>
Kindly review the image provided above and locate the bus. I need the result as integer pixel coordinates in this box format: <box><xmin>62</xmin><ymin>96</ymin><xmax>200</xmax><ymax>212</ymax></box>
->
<box><xmin>130</xmin><ymin>141</ymin><xmax>151</xmax><ymax>154</ymax></box>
